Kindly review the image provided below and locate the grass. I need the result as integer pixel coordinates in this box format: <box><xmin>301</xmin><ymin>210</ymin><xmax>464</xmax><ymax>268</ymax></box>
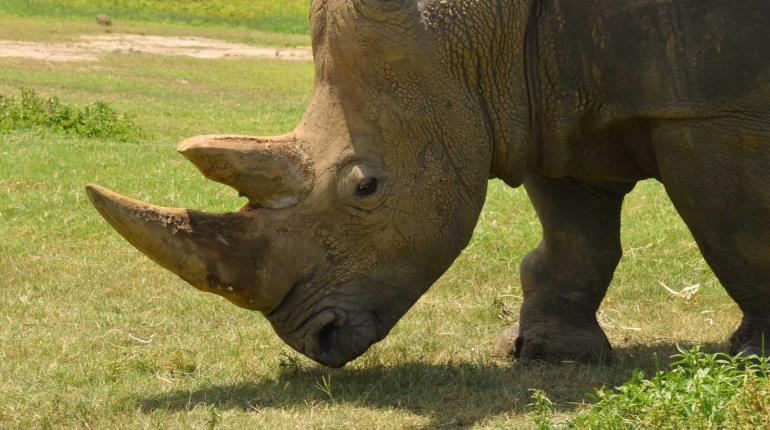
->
<box><xmin>0</xmin><ymin>9</ymin><xmax>756</xmax><ymax>430</ymax></box>
<box><xmin>0</xmin><ymin>0</ymin><xmax>310</xmax><ymax>35</ymax></box>
<box><xmin>0</xmin><ymin>14</ymin><xmax>310</xmax><ymax>47</ymax></box>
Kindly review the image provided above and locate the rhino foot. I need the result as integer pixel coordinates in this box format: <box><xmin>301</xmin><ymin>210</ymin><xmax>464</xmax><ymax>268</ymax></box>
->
<box><xmin>729</xmin><ymin>319</ymin><xmax>770</xmax><ymax>357</ymax></box>
<box><xmin>493</xmin><ymin>321</ymin><xmax>612</xmax><ymax>364</ymax></box>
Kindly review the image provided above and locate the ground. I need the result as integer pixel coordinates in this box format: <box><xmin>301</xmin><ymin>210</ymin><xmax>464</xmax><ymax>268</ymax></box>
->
<box><xmin>0</xmin><ymin>35</ymin><xmax>311</xmax><ymax>62</ymax></box>
<box><xmin>0</xmin><ymin>11</ymin><xmax>744</xmax><ymax>430</ymax></box>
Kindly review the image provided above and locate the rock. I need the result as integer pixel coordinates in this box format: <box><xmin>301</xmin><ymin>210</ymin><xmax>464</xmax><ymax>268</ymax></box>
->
<box><xmin>96</xmin><ymin>15</ymin><xmax>112</xmax><ymax>27</ymax></box>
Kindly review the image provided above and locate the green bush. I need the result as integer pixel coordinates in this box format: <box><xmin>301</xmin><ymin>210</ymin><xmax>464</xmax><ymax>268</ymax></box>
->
<box><xmin>0</xmin><ymin>88</ymin><xmax>140</xmax><ymax>141</ymax></box>
<box><xmin>532</xmin><ymin>347</ymin><xmax>770</xmax><ymax>429</ymax></box>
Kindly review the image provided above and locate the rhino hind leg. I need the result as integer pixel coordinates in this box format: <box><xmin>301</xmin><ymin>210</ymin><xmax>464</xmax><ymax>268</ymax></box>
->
<box><xmin>505</xmin><ymin>175</ymin><xmax>634</xmax><ymax>363</ymax></box>
<box><xmin>653</xmin><ymin>118</ymin><xmax>770</xmax><ymax>357</ymax></box>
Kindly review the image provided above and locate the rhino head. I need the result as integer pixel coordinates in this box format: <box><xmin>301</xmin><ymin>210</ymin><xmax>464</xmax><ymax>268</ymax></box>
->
<box><xmin>87</xmin><ymin>0</ymin><xmax>531</xmax><ymax>367</ymax></box>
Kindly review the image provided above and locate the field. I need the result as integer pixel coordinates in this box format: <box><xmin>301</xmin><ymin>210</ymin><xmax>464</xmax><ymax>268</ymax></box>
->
<box><xmin>0</xmin><ymin>4</ymin><xmax>765</xmax><ymax>429</ymax></box>
<box><xmin>0</xmin><ymin>0</ymin><xmax>310</xmax><ymax>34</ymax></box>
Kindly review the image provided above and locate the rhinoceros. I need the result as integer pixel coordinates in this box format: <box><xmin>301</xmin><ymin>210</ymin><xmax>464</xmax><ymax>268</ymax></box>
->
<box><xmin>87</xmin><ymin>0</ymin><xmax>770</xmax><ymax>367</ymax></box>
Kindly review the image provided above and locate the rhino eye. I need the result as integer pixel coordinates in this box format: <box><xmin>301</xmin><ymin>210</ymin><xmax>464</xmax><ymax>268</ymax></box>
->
<box><xmin>356</xmin><ymin>178</ymin><xmax>379</xmax><ymax>196</ymax></box>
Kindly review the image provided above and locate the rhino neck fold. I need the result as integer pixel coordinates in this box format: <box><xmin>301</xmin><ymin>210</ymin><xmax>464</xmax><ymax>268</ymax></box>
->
<box><xmin>437</xmin><ymin>0</ymin><xmax>539</xmax><ymax>187</ymax></box>
<box><xmin>494</xmin><ymin>0</ymin><xmax>542</xmax><ymax>188</ymax></box>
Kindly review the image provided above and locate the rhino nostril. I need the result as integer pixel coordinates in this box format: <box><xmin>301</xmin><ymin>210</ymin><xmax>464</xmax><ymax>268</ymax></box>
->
<box><xmin>317</xmin><ymin>320</ymin><xmax>338</xmax><ymax>356</ymax></box>
<box><xmin>320</xmin><ymin>310</ymin><xmax>348</xmax><ymax>348</ymax></box>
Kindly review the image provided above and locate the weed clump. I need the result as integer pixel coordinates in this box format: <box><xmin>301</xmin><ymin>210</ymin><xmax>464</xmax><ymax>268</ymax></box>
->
<box><xmin>532</xmin><ymin>347</ymin><xmax>770</xmax><ymax>429</ymax></box>
<box><xmin>0</xmin><ymin>88</ymin><xmax>140</xmax><ymax>141</ymax></box>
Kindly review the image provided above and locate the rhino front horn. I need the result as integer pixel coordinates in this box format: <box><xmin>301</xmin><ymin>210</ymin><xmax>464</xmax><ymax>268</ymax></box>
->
<box><xmin>85</xmin><ymin>184</ymin><xmax>277</xmax><ymax>311</ymax></box>
<box><xmin>176</xmin><ymin>134</ymin><xmax>313</xmax><ymax>209</ymax></box>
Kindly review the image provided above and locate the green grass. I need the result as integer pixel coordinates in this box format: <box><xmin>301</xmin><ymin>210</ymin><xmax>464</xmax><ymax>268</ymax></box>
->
<box><xmin>0</xmin><ymin>14</ymin><xmax>310</xmax><ymax>48</ymax></box>
<box><xmin>533</xmin><ymin>348</ymin><xmax>770</xmax><ymax>429</ymax></box>
<box><xmin>0</xmin><ymin>12</ymin><xmax>756</xmax><ymax>430</ymax></box>
<box><xmin>0</xmin><ymin>0</ymin><xmax>310</xmax><ymax>35</ymax></box>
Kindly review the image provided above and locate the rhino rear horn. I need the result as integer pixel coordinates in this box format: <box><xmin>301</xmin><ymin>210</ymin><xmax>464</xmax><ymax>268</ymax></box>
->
<box><xmin>177</xmin><ymin>134</ymin><xmax>313</xmax><ymax>208</ymax></box>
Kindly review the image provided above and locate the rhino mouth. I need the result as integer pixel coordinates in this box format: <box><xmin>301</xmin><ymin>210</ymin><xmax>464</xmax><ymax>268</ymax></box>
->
<box><xmin>294</xmin><ymin>309</ymin><xmax>382</xmax><ymax>368</ymax></box>
<box><xmin>312</xmin><ymin>311</ymin><xmax>381</xmax><ymax>368</ymax></box>
<box><xmin>271</xmin><ymin>297</ymin><xmax>384</xmax><ymax>368</ymax></box>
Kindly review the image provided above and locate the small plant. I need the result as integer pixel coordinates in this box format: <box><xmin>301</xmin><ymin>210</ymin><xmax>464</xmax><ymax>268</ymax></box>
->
<box><xmin>0</xmin><ymin>88</ymin><xmax>141</xmax><ymax>141</ymax></box>
<box><xmin>529</xmin><ymin>347</ymin><xmax>770</xmax><ymax>429</ymax></box>
<box><xmin>314</xmin><ymin>373</ymin><xmax>334</xmax><ymax>402</ymax></box>
<box><xmin>205</xmin><ymin>405</ymin><xmax>220</xmax><ymax>430</ymax></box>
<box><xmin>529</xmin><ymin>389</ymin><xmax>555</xmax><ymax>430</ymax></box>
<box><xmin>567</xmin><ymin>347</ymin><xmax>770</xmax><ymax>429</ymax></box>
<box><xmin>277</xmin><ymin>351</ymin><xmax>303</xmax><ymax>375</ymax></box>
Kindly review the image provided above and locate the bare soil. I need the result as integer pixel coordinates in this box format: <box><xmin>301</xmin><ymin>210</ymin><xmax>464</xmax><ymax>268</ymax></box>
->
<box><xmin>0</xmin><ymin>34</ymin><xmax>312</xmax><ymax>62</ymax></box>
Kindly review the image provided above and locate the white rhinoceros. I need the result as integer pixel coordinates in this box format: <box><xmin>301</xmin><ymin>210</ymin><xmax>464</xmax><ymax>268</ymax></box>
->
<box><xmin>88</xmin><ymin>0</ymin><xmax>770</xmax><ymax>367</ymax></box>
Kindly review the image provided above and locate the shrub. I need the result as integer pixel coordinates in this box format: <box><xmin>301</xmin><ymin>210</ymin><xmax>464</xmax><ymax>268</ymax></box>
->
<box><xmin>0</xmin><ymin>88</ymin><xmax>140</xmax><ymax>141</ymax></box>
<box><xmin>531</xmin><ymin>347</ymin><xmax>770</xmax><ymax>429</ymax></box>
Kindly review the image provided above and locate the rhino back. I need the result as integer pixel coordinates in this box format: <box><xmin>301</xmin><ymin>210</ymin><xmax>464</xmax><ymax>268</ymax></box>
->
<box><xmin>528</xmin><ymin>0</ymin><xmax>769</xmax><ymax>180</ymax></box>
<box><xmin>537</xmin><ymin>0</ymin><xmax>770</xmax><ymax>117</ymax></box>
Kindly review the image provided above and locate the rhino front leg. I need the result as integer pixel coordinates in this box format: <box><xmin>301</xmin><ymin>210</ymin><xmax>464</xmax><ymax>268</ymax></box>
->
<box><xmin>500</xmin><ymin>175</ymin><xmax>634</xmax><ymax>363</ymax></box>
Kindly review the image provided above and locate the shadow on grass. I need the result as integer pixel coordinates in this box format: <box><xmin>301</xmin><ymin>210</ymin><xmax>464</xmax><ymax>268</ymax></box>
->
<box><xmin>138</xmin><ymin>341</ymin><xmax>728</xmax><ymax>428</ymax></box>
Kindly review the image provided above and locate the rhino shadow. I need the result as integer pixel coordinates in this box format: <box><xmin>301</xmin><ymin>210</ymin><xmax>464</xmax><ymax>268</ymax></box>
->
<box><xmin>138</xmin><ymin>341</ymin><xmax>727</xmax><ymax>428</ymax></box>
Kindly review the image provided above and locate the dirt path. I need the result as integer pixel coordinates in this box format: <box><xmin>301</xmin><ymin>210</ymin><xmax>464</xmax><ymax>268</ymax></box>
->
<box><xmin>0</xmin><ymin>34</ymin><xmax>312</xmax><ymax>62</ymax></box>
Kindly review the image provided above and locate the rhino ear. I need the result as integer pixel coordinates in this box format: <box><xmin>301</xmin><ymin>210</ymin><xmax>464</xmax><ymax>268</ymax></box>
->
<box><xmin>177</xmin><ymin>134</ymin><xmax>314</xmax><ymax>209</ymax></box>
